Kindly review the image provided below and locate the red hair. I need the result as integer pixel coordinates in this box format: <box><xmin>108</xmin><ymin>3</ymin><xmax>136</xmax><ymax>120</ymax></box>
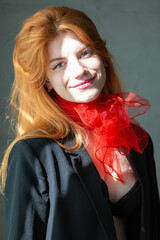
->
<box><xmin>0</xmin><ymin>6</ymin><xmax>122</xmax><ymax>191</ymax></box>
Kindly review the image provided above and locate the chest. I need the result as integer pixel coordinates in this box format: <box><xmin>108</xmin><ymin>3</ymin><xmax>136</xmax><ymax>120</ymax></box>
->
<box><xmin>86</xmin><ymin>144</ymin><xmax>137</xmax><ymax>203</ymax></box>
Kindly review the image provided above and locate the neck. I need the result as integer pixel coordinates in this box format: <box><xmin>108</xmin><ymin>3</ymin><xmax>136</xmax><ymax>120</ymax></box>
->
<box><xmin>55</xmin><ymin>92</ymin><xmax>102</xmax><ymax>106</ymax></box>
<box><xmin>55</xmin><ymin>93</ymin><xmax>104</xmax><ymax>125</ymax></box>
<box><xmin>55</xmin><ymin>93</ymin><xmax>84</xmax><ymax>124</ymax></box>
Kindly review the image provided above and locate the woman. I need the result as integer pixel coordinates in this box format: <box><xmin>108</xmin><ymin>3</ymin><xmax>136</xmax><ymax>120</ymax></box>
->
<box><xmin>0</xmin><ymin>6</ymin><xmax>159</xmax><ymax>240</ymax></box>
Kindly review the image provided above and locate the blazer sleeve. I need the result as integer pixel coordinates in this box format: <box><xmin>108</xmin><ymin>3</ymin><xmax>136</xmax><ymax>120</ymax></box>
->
<box><xmin>146</xmin><ymin>136</ymin><xmax>160</xmax><ymax>239</ymax></box>
<box><xmin>5</xmin><ymin>140</ymin><xmax>49</xmax><ymax>240</ymax></box>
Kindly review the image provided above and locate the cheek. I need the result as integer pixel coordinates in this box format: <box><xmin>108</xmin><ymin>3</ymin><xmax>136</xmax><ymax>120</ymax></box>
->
<box><xmin>85</xmin><ymin>58</ymin><xmax>100</xmax><ymax>68</ymax></box>
<box><xmin>47</xmin><ymin>71</ymin><xmax>66</xmax><ymax>89</ymax></box>
<box><xmin>87</xmin><ymin>58</ymin><xmax>105</xmax><ymax>72</ymax></box>
<box><xmin>95</xmin><ymin>59</ymin><xmax>106</xmax><ymax>80</ymax></box>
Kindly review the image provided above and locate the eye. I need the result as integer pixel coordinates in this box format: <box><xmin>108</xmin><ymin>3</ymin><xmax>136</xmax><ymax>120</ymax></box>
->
<box><xmin>80</xmin><ymin>48</ymin><xmax>94</xmax><ymax>58</ymax></box>
<box><xmin>53</xmin><ymin>62</ymin><xmax>66</xmax><ymax>70</ymax></box>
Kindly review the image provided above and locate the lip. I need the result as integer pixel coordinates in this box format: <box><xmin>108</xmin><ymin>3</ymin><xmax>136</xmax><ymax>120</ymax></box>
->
<box><xmin>70</xmin><ymin>75</ymin><xmax>96</xmax><ymax>89</ymax></box>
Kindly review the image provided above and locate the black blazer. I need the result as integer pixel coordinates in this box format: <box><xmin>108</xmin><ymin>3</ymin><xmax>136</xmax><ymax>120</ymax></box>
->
<box><xmin>5</xmin><ymin>135</ymin><xmax>160</xmax><ymax>240</ymax></box>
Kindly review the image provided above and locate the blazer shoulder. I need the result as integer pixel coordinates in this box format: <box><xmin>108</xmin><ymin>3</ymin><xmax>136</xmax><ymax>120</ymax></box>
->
<box><xmin>8</xmin><ymin>137</ymin><xmax>69</xmax><ymax>174</ymax></box>
<box><xmin>146</xmin><ymin>133</ymin><xmax>154</xmax><ymax>152</ymax></box>
<box><xmin>10</xmin><ymin>137</ymin><xmax>56</xmax><ymax>156</ymax></box>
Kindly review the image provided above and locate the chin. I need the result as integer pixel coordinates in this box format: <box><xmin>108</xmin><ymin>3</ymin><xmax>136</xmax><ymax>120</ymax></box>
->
<box><xmin>78</xmin><ymin>92</ymin><xmax>101</xmax><ymax>103</ymax></box>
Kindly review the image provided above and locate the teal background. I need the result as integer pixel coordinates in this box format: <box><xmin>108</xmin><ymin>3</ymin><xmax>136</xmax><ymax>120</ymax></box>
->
<box><xmin>0</xmin><ymin>0</ymin><xmax>160</xmax><ymax>239</ymax></box>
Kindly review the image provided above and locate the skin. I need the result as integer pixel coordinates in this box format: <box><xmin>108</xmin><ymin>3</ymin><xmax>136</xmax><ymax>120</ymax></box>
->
<box><xmin>46</xmin><ymin>31</ymin><xmax>106</xmax><ymax>103</ymax></box>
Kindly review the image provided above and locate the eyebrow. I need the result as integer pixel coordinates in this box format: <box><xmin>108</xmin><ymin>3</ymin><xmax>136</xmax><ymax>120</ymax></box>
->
<box><xmin>49</xmin><ymin>57</ymin><xmax>65</xmax><ymax>64</ymax></box>
<box><xmin>48</xmin><ymin>45</ymin><xmax>89</xmax><ymax>64</ymax></box>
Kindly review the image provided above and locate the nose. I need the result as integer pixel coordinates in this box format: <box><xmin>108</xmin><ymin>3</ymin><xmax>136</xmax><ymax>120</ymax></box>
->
<box><xmin>68</xmin><ymin>58</ymin><xmax>87</xmax><ymax>79</ymax></box>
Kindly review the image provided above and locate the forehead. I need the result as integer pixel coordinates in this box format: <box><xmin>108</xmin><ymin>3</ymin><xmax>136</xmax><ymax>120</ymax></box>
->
<box><xmin>47</xmin><ymin>32</ymin><xmax>87</xmax><ymax>59</ymax></box>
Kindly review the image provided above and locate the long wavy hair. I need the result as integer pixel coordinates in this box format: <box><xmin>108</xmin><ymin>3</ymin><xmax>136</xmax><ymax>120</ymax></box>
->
<box><xmin>0</xmin><ymin>6</ymin><xmax>122</xmax><ymax>191</ymax></box>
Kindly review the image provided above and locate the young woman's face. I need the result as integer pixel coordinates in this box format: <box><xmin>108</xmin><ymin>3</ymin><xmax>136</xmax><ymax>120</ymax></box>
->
<box><xmin>46</xmin><ymin>32</ymin><xmax>106</xmax><ymax>102</ymax></box>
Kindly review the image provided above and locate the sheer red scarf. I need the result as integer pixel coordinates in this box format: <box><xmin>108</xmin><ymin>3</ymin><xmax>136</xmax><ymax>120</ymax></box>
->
<box><xmin>56</xmin><ymin>93</ymin><xmax>150</xmax><ymax>183</ymax></box>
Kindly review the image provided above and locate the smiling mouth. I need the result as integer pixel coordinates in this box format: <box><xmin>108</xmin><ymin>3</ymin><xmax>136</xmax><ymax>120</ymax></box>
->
<box><xmin>71</xmin><ymin>75</ymin><xmax>96</xmax><ymax>89</ymax></box>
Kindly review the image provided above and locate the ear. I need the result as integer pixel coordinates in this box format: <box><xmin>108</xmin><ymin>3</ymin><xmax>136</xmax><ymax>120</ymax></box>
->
<box><xmin>45</xmin><ymin>80</ymin><xmax>53</xmax><ymax>92</ymax></box>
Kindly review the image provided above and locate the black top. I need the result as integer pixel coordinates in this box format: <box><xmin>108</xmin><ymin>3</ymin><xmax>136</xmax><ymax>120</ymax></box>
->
<box><xmin>111</xmin><ymin>181</ymin><xmax>142</xmax><ymax>218</ymax></box>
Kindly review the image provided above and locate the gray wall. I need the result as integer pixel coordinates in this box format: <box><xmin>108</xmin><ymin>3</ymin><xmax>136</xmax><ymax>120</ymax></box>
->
<box><xmin>0</xmin><ymin>0</ymin><xmax>160</xmax><ymax>239</ymax></box>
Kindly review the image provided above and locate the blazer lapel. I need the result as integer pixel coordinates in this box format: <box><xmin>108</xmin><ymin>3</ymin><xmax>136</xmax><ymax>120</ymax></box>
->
<box><xmin>68</xmin><ymin>148</ymin><xmax>117</xmax><ymax>240</ymax></box>
<box><xmin>127</xmin><ymin>149</ymin><xmax>150</xmax><ymax>239</ymax></box>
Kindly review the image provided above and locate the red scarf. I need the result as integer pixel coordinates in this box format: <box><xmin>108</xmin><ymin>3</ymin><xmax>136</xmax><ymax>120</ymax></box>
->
<box><xmin>56</xmin><ymin>92</ymin><xmax>150</xmax><ymax>183</ymax></box>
